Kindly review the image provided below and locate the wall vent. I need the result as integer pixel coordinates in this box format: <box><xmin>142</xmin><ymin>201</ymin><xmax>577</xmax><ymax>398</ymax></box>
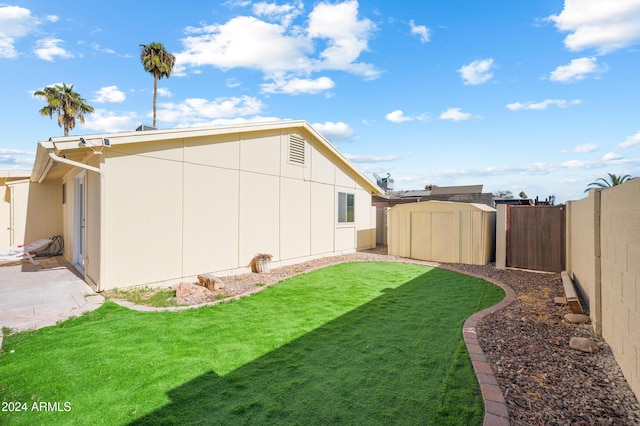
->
<box><xmin>288</xmin><ymin>134</ymin><xmax>306</xmax><ymax>165</ymax></box>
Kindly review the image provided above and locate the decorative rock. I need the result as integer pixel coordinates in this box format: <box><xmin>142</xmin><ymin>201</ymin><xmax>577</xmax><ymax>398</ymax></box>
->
<box><xmin>554</xmin><ymin>296</ymin><xmax>567</xmax><ymax>305</ymax></box>
<box><xmin>197</xmin><ymin>273</ymin><xmax>225</xmax><ymax>291</ymax></box>
<box><xmin>564</xmin><ymin>313</ymin><xmax>590</xmax><ymax>324</ymax></box>
<box><xmin>569</xmin><ymin>337</ymin><xmax>600</xmax><ymax>353</ymax></box>
<box><xmin>176</xmin><ymin>282</ymin><xmax>213</xmax><ymax>299</ymax></box>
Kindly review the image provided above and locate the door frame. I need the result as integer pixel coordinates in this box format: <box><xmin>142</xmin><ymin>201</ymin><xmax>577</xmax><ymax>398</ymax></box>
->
<box><xmin>73</xmin><ymin>171</ymin><xmax>87</xmax><ymax>271</ymax></box>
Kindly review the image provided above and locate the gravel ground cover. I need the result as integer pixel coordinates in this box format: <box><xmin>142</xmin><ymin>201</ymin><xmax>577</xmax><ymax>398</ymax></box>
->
<box><xmin>439</xmin><ymin>263</ymin><xmax>640</xmax><ymax>425</ymax></box>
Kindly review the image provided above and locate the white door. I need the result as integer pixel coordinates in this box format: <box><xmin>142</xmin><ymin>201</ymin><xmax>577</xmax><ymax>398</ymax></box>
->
<box><xmin>75</xmin><ymin>172</ymin><xmax>86</xmax><ymax>269</ymax></box>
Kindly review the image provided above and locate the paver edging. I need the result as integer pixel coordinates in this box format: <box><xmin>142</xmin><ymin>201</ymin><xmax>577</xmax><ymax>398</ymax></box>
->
<box><xmin>460</xmin><ymin>272</ymin><xmax>516</xmax><ymax>426</ymax></box>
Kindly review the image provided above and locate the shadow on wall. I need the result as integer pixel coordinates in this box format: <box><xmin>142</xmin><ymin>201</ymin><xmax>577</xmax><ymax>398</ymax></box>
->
<box><xmin>7</xmin><ymin>180</ymin><xmax>63</xmax><ymax>269</ymax></box>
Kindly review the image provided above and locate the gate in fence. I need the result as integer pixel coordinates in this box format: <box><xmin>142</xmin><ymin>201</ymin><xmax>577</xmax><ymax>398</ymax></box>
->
<box><xmin>506</xmin><ymin>205</ymin><xmax>566</xmax><ymax>272</ymax></box>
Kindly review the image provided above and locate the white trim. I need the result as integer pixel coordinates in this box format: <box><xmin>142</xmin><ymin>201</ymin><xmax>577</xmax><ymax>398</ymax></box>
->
<box><xmin>337</xmin><ymin>191</ymin><xmax>355</xmax><ymax>225</ymax></box>
<box><xmin>74</xmin><ymin>171</ymin><xmax>87</xmax><ymax>273</ymax></box>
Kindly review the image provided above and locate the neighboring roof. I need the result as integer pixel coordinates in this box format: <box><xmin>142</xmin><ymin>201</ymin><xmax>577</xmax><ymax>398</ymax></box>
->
<box><xmin>0</xmin><ymin>171</ymin><xmax>31</xmax><ymax>179</ymax></box>
<box><xmin>430</xmin><ymin>184</ymin><xmax>483</xmax><ymax>195</ymax></box>
<box><xmin>1</xmin><ymin>171</ymin><xmax>31</xmax><ymax>185</ymax></box>
<box><xmin>382</xmin><ymin>184</ymin><xmax>485</xmax><ymax>200</ymax></box>
<box><xmin>30</xmin><ymin>120</ymin><xmax>383</xmax><ymax>196</ymax></box>
<box><xmin>391</xmin><ymin>200</ymin><xmax>496</xmax><ymax>213</ymax></box>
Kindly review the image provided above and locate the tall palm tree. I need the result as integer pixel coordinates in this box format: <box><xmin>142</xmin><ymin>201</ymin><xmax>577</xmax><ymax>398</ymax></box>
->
<box><xmin>585</xmin><ymin>173</ymin><xmax>633</xmax><ymax>192</ymax></box>
<box><xmin>34</xmin><ymin>83</ymin><xmax>94</xmax><ymax>137</ymax></box>
<box><xmin>139</xmin><ymin>42</ymin><xmax>176</xmax><ymax>128</ymax></box>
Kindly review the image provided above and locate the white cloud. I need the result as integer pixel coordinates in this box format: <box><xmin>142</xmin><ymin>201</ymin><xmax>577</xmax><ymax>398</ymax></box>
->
<box><xmin>156</xmin><ymin>87</ymin><xmax>172</xmax><ymax>97</ymax></box>
<box><xmin>261</xmin><ymin>75</ymin><xmax>334</xmax><ymax>94</ymax></box>
<box><xmin>175</xmin><ymin>16</ymin><xmax>311</xmax><ymax>75</ymax></box>
<box><xmin>569</xmin><ymin>143</ymin><xmax>599</xmax><ymax>153</ymax></box>
<box><xmin>33</xmin><ymin>38</ymin><xmax>72</xmax><ymax>61</ymax></box>
<box><xmin>224</xmin><ymin>0</ymin><xmax>251</xmax><ymax>7</ymax></box>
<box><xmin>174</xmin><ymin>0</ymin><xmax>379</xmax><ymax>82</ymax></box>
<box><xmin>409</xmin><ymin>20</ymin><xmax>430</xmax><ymax>43</ymax></box>
<box><xmin>507</xmin><ymin>98</ymin><xmax>581</xmax><ymax>111</ymax></box>
<box><xmin>0</xmin><ymin>148</ymin><xmax>36</xmax><ymax>170</ymax></box>
<box><xmin>603</xmin><ymin>152</ymin><xmax>622</xmax><ymax>161</ymax></box>
<box><xmin>561</xmin><ymin>160</ymin><xmax>592</xmax><ymax>169</ymax></box>
<box><xmin>90</xmin><ymin>43</ymin><xmax>116</xmax><ymax>54</ymax></box>
<box><xmin>345</xmin><ymin>153</ymin><xmax>400</xmax><ymax>163</ymax></box>
<box><xmin>307</xmin><ymin>0</ymin><xmax>378</xmax><ymax>78</ymax></box>
<box><xmin>156</xmin><ymin>95</ymin><xmax>264</xmax><ymax>124</ymax></box>
<box><xmin>225</xmin><ymin>78</ymin><xmax>241</xmax><ymax>88</ymax></box>
<box><xmin>45</xmin><ymin>15</ymin><xmax>59</xmax><ymax>23</ymax></box>
<box><xmin>458</xmin><ymin>58</ymin><xmax>494</xmax><ymax>85</ymax></box>
<box><xmin>93</xmin><ymin>86</ymin><xmax>125</xmax><ymax>103</ymax></box>
<box><xmin>439</xmin><ymin>107</ymin><xmax>472</xmax><ymax>121</ymax></box>
<box><xmin>167</xmin><ymin>115</ymin><xmax>283</xmax><ymax>129</ymax></box>
<box><xmin>83</xmin><ymin>110</ymin><xmax>139</xmax><ymax>133</ymax></box>
<box><xmin>619</xmin><ymin>130</ymin><xmax>640</xmax><ymax>148</ymax></box>
<box><xmin>549</xmin><ymin>57</ymin><xmax>603</xmax><ymax>82</ymax></box>
<box><xmin>253</xmin><ymin>1</ymin><xmax>303</xmax><ymax>26</ymax></box>
<box><xmin>547</xmin><ymin>0</ymin><xmax>640</xmax><ymax>54</ymax></box>
<box><xmin>312</xmin><ymin>121</ymin><xmax>353</xmax><ymax>141</ymax></box>
<box><xmin>0</xmin><ymin>5</ymin><xmax>38</xmax><ymax>58</ymax></box>
<box><xmin>385</xmin><ymin>110</ymin><xmax>411</xmax><ymax>123</ymax></box>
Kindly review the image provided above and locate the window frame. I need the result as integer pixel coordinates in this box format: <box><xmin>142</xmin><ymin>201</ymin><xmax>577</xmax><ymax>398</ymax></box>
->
<box><xmin>337</xmin><ymin>191</ymin><xmax>355</xmax><ymax>224</ymax></box>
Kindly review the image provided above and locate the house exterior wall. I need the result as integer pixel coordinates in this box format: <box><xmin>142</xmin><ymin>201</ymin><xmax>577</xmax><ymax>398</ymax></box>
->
<box><xmin>0</xmin><ymin>175</ymin><xmax>31</xmax><ymax>246</ymax></box>
<box><xmin>566</xmin><ymin>179</ymin><xmax>640</xmax><ymax>401</ymax></box>
<box><xmin>101</xmin><ymin>140</ymin><xmax>184</xmax><ymax>289</ymax></box>
<box><xmin>387</xmin><ymin>201</ymin><xmax>495</xmax><ymax>265</ymax></box>
<box><xmin>86</xmin><ymin>155</ymin><xmax>102</xmax><ymax>287</ymax></box>
<box><xmin>3</xmin><ymin>179</ymin><xmax>62</xmax><ymax>247</ymax></box>
<box><xmin>0</xmin><ymin>183</ymin><xmax>9</xmax><ymax>246</ymax></box>
<box><xmin>91</xmin><ymin>127</ymin><xmax>376</xmax><ymax>290</ymax></box>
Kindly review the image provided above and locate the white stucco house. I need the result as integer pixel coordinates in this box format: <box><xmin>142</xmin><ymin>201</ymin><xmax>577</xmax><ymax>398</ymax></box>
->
<box><xmin>2</xmin><ymin>120</ymin><xmax>382</xmax><ymax>291</ymax></box>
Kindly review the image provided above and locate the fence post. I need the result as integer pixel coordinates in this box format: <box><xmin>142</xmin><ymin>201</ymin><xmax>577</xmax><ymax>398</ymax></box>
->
<box><xmin>495</xmin><ymin>204</ymin><xmax>507</xmax><ymax>269</ymax></box>
<box><xmin>565</xmin><ymin>201</ymin><xmax>572</xmax><ymax>277</ymax></box>
<box><xmin>593</xmin><ymin>190</ymin><xmax>602</xmax><ymax>336</ymax></box>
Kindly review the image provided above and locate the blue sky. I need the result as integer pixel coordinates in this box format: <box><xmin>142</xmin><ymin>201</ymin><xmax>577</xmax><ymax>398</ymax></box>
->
<box><xmin>1</xmin><ymin>0</ymin><xmax>639</xmax><ymax>203</ymax></box>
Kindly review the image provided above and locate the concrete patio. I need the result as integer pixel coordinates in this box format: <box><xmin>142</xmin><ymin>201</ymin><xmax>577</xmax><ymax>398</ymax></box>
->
<box><xmin>0</xmin><ymin>257</ymin><xmax>104</xmax><ymax>339</ymax></box>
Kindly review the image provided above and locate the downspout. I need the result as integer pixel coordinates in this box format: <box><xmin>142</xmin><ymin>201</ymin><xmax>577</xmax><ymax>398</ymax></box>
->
<box><xmin>9</xmin><ymin>184</ymin><xmax>14</xmax><ymax>246</ymax></box>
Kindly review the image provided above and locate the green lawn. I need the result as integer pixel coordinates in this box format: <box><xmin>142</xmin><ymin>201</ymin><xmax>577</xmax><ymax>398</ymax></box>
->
<box><xmin>0</xmin><ymin>262</ymin><xmax>504</xmax><ymax>425</ymax></box>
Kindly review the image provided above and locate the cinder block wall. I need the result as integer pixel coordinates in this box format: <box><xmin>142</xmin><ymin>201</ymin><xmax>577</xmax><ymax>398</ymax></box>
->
<box><xmin>599</xmin><ymin>179</ymin><xmax>640</xmax><ymax>399</ymax></box>
<box><xmin>567</xmin><ymin>179</ymin><xmax>640</xmax><ymax>401</ymax></box>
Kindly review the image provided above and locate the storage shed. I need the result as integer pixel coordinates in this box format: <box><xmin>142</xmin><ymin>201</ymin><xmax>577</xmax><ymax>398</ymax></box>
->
<box><xmin>387</xmin><ymin>201</ymin><xmax>496</xmax><ymax>265</ymax></box>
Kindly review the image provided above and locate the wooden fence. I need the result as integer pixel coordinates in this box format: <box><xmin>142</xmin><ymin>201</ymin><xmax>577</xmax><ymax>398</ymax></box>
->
<box><xmin>506</xmin><ymin>205</ymin><xmax>566</xmax><ymax>272</ymax></box>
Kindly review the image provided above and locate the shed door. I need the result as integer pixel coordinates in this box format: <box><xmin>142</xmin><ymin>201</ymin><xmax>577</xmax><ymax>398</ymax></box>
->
<box><xmin>410</xmin><ymin>212</ymin><xmax>431</xmax><ymax>260</ymax></box>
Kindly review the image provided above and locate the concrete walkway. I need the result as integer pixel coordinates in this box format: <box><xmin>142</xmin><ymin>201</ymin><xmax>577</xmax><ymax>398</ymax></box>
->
<box><xmin>0</xmin><ymin>257</ymin><xmax>104</xmax><ymax>343</ymax></box>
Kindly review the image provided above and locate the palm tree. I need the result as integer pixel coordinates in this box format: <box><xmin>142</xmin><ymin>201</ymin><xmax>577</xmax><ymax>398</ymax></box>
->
<box><xmin>34</xmin><ymin>83</ymin><xmax>94</xmax><ymax>137</ymax></box>
<box><xmin>585</xmin><ymin>173</ymin><xmax>633</xmax><ymax>192</ymax></box>
<box><xmin>139</xmin><ymin>42</ymin><xmax>176</xmax><ymax>128</ymax></box>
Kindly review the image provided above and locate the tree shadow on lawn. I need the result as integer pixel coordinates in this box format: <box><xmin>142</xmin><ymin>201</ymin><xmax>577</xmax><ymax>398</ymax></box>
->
<box><xmin>131</xmin><ymin>268</ymin><xmax>503</xmax><ymax>425</ymax></box>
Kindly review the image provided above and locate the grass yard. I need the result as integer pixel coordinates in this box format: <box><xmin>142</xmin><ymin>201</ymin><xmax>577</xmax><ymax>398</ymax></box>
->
<box><xmin>0</xmin><ymin>262</ymin><xmax>504</xmax><ymax>425</ymax></box>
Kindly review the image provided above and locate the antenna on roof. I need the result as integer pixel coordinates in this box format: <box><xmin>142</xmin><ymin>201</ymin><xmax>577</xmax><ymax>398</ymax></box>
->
<box><xmin>373</xmin><ymin>172</ymin><xmax>394</xmax><ymax>192</ymax></box>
